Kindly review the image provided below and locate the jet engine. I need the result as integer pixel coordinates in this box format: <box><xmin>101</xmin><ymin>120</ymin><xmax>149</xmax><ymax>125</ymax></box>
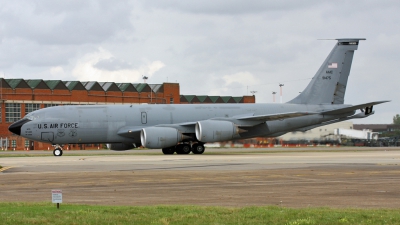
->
<box><xmin>195</xmin><ymin>120</ymin><xmax>241</xmax><ymax>142</ymax></box>
<box><xmin>140</xmin><ymin>127</ymin><xmax>184</xmax><ymax>149</ymax></box>
<box><xmin>108</xmin><ymin>143</ymin><xmax>135</xmax><ymax>151</ymax></box>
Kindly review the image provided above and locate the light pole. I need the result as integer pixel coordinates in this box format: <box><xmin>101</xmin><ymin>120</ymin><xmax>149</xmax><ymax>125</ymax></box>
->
<box><xmin>272</xmin><ymin>91</ymin><xmax>277</xmax><ymax>102</ymax></box>
<box><xmin>142</xmin><ymin>75</ymin><xmax>148</xmax><ymax>83</ymax></box>
<box><xmin>279</xmin><ymin>84</ymin><xmax>284</xmax><ymax>103</ymax></box>
<box><xmin>250</xmin><ymin>91</ymin><xmax>257</xmax><ymax>96</ymax></box>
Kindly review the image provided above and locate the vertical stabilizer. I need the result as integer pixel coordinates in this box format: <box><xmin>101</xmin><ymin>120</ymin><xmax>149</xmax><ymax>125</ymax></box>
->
<box><xmin>288</xmin><ymin>38</ymin><xmax>365</xmax><ymax>105</ymax></box>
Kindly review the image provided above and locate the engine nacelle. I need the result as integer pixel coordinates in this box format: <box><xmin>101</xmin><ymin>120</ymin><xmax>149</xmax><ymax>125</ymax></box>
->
<box><xmin>195</xmin><ymin>120</ymin><xmax>239</xmax><ymax>142</ymax></box>
<box><xmin>140</xmin><ymin>127</ymin><xmax>183</xmax><ymax>149</ymax></box>
<box><xmin>108</xmin><ymin>143</ymin><xmax>134</xmax><ymax>151</ymax></box>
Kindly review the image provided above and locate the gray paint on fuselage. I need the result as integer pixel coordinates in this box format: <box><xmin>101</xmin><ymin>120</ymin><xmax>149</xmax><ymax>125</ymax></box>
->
<box><xmin>20</xmin><ymin>103</ymin><xmax>353</xmax><ymax>145</ymax></box>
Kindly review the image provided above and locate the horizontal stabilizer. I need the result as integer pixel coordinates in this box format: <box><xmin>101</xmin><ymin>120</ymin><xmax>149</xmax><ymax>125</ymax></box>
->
<box><xmin>237</xmin><ymin>112</ymin><xmax>315</xmax><ymax>121</ymax></box>
<box><xmin>321</xmin><ymin>101</ymin><xmax>389</xmax><ymax>115</ymax></box>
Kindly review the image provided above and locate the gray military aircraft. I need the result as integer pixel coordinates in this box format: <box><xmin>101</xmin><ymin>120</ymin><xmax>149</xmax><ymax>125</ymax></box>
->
<box><xmin>9</xmin><ymin>38</ymin><xmax>388</xmax><ymax>156</ymax></box>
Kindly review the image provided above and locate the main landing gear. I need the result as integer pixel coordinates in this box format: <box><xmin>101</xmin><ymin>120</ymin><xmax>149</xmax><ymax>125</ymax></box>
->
<box><xmin>53</xmin><ymin>145</ymin><xmax>63</xmax><ymax>157</ymax></box>
<box><xmin>162</xmin><ymin>143</ymin><xmax>205</xmax><ymax>155</ymax></box>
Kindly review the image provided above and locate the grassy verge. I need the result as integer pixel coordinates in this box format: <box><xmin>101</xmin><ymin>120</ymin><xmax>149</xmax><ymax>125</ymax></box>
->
<box><xmin>0</xmin><ymin>202</ymin><xmax>399</xmax><ymax>225</ymax></box>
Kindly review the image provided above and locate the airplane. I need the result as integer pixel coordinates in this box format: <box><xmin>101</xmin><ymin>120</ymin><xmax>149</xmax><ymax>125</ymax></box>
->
<box><xmin>8</xmin><ymin>38</ymin><xmax>388</xmax><ymax>156</ymax></box>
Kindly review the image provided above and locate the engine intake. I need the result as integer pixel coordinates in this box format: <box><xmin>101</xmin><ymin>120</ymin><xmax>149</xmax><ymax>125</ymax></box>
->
<box><xmin>141</xmin><ymin>127</ymin><xmax>183</xmax><ymax>149</ymax></box>
<box><xmin>195</xmin><ymin>120</ymin><xmax>240</xmax><ymax>142</ymax></box>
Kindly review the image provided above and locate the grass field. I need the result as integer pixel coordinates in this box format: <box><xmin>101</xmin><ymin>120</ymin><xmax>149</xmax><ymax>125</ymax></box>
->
<box><xmin>0</xmin><ymin>202</ymin><xmax>399</xmax><ymax>225</ymax></box>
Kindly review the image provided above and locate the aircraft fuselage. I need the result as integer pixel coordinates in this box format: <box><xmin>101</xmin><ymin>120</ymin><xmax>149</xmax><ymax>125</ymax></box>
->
<box><xmin>16</xmin><ymin>103</ymin><xmax>353</xmax><ymax>146</ymax></box>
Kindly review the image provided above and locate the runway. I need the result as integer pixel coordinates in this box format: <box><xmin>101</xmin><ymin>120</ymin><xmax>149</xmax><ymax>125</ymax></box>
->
<box><xmin>1</xmin><ymin>148</ymin><xmax>400</xmax><ymax>208</ymax></box>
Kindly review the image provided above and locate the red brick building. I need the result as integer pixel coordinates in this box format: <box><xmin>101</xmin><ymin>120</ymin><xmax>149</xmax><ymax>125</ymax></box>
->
<box><xmin>0</xmin><ymin>78</ymin><xmax>255</xmax><ymax>150</ymax></box>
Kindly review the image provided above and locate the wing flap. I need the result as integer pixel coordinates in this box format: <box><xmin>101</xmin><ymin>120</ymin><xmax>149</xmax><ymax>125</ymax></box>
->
<box><xmin>237</xmin><ymin>112</ymin><xmax>315</xmax><ymax>121</ymax></box>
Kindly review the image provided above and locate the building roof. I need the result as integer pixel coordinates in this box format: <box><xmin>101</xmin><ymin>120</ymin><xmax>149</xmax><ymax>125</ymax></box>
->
<box><xmin>133</xmin><ymin>83</ymin><xmax>151</xmax><ymax>92</ymax></box>
<box><xmin>63</xmin><ymin>81</ymin><xmax>86</xmax><ymax>91</ymax></box>
<box><xmin>26</xmin><ymin>79</ymin><xmax>50</xmax><ymax>89</ymax></box>
<box><xmin>180</xmin><ymin>95</ymin><xmax>246</xmax><ymax>104</ymax></box>
<box><xmin>0</xmin><ymin>78</ymin><xmax>11</xmax><ymax>89</ymax></box>
<box><xmin>99</xmin><ymin>82</ymin><xmax>120</xmax><ymax>92</ymax></box>
<box><xmin>209</xmin><ymin>96</ymin><xmax>224</xmax><ymax>103</ymax></box>
<box><xmin>220</xmin><ymin>96</ymin><xmax>232</xmax><ymax>103</ymax></box>
<box><xmin>3</xmin><ymin>79</ymin><xmax>167</xmax><ymax>93</ymax></box>
<box><xmin>149</xmin><ymin>84</ymin><xmax>164</xmax><ymax>93</ymax></box>
<box><xmin>45</xmin><ymin>80</ymin><xmax>69</xmax><ymax>90</ymax></box>
<box><xmin>83</xmin><ymin>81</ymin><xmax>103</xmax><ymax>91</ymax></box>
<box><xmin>232</xmin><ymin>97</ymin><xmax>244</xmax><ymax>103</ymax></box>
<box><xmin>116</xmin><ymin>83</ymin><xmax>138</xmax><ymax>92</ymax></box>
<box><xmin>5</xmin><ymin>79</ymin><xmax>30</xmax><ymax>89</ymax></box>
<box><xmin>196</xmin><ymin>95</ymin><xmax>210</xmax><ymax>103</ymax></box>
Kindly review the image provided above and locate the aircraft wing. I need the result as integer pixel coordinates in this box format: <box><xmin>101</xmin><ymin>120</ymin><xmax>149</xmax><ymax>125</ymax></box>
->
<box><xmin>236</xmin><ymin>112</ymin><xmax>315</xmax><ymax>121</ymax></box>
<box><xmin>321</xmin><ymin>101</ymin><xmax>389</xmax><ymax>115</ymax></box>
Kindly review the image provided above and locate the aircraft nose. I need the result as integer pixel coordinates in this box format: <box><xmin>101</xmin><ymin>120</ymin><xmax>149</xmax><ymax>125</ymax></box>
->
<box><xmin>8</xmin><ymin>118</ymin><xmax>31</xmax><ymax>135</ymax></box>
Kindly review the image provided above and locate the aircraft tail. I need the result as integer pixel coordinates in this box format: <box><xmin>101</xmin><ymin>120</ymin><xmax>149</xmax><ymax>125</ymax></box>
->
<box><xmin>288</xmin><ymin>38</ymin><xmax>366</xmax><ymax>105</ymax></box>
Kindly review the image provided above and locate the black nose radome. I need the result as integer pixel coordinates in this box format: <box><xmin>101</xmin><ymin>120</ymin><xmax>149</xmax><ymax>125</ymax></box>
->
<box><xmin>8</xmin><ymin>118</ymin><xmax>31</xmax><ymax>135</ymax></box>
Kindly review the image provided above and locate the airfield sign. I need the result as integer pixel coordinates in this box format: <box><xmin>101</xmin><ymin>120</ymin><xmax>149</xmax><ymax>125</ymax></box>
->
<box><xmin>52</xmin><ymin>190</ymin><xmax>62</xmax><ymax>208</ymax></box>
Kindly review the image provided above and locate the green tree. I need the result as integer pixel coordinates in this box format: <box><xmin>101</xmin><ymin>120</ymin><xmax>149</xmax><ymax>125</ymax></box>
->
<box><xmin>393</xmin><ymin>114</ymin><xmax>400</xmax><ymax>124</ymax></box>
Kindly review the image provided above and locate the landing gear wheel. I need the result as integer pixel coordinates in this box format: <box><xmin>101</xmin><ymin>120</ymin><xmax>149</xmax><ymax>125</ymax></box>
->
<box><xmin>176</xmin><ymin>144</ymin><xmax>191</xmax><ymax>154</ymax></box>
<box><xmin>162</xmin><ymin>147</ymin><xmax>175</xmax><ymax>154</ymax></box>
<box><xmin>192</xmin><ymin>144</ymin><xmax>205</xmax><ymax>154</ymax></box>
<box><xmin>53</xmin><ymin>148</ymin><xmax>63</xmax><ymax>157</ymax></box>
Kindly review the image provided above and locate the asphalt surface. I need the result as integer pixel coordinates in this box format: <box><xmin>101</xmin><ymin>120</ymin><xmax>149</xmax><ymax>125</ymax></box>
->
<box><xmin>1</xmin><ymin>147</ymin><xmax>400</xmax><ymax>208</ymax></box>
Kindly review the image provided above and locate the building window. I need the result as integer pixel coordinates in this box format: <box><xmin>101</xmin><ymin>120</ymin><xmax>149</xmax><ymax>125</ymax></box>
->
<box><xmin>25</xmin><ymin>103</ymin><xmax>41</xmax><ymax>115</ymax></box>
<box><xmin>44</xmin><ymin>104</ymin><xmax>58</xmax><ymax>108</ymax></box>
<box><xmin>25</xmin><ymin>140</ymin><xmax>29</xmax><ymax>147</ymax></box>
<box><xmin>11</xmin><ymin>140</ymin><xmax>16</xmax><ymax>148</ymax></box>
<box><xmin>170</xmin><ymin>98</ymin><xmax>174</xmax><ymax>104</ymax></box>
<box><xmin>6</xmin><ymin>103</ymin><xmax>21</xmax><ymax>122</ymax></box>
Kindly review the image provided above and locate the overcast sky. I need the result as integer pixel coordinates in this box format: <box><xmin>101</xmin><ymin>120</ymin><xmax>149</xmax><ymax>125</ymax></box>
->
<box><xmin>0</xmin><ymin>0</ymin><xmax>399</xmax><ymax>124</ymax></box>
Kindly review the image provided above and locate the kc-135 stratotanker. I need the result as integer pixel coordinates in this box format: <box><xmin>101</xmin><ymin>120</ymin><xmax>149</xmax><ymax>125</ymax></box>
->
<box><xmin>9</xmin><ymin>38</ymin><xmax>388</xmax><ymax>156</ymax></box>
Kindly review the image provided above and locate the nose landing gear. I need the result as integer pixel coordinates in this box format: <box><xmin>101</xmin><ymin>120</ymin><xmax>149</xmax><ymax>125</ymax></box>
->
<box><xmin>53</xmin><ymin>145</ymin><xmax>63</xmax><ymax>157</ymax></box>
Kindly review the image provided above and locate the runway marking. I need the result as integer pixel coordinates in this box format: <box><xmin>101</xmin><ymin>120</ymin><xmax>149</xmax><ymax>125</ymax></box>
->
<box><xmin>0</xmin><ymin>167</ymin><xmax>13</xmax><ymax>172</ymax></box>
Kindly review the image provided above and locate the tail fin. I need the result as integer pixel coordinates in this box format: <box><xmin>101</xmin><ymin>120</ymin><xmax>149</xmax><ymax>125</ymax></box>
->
<box><xmin>288</xmin><ymin>38</ymin><xmax>365</xmax><ymax>105</ymax></box>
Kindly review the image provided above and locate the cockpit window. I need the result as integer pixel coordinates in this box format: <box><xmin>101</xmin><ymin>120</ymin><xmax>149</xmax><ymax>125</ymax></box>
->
<box><xmin>24</xmin><ymin>112</ymin><xmax>40</xmax><ymax>120</ymax></box>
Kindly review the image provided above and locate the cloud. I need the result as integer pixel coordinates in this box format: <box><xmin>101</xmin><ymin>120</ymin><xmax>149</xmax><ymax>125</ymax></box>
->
<box><xmin>1</xmin><ymin>0</ymin><xmax>399</xmax><ymax>123</ymax></box>
<box><xmin>50</xmin><ymin>66</ymin><xmax>65</xmax><ymax>75</ymax></box>
<box><xmin>71</xmin><ymin>48</ymin><xmax>165</xmax><ymax>83</ymax></box>
<box><xmin>94</xmin><ymin>58</ymin><xmax>134</xmax><ymax>71</ymax></box>
<box><xmin>143</xmin><ymin>0</ymin><xmax>322</xmax><ymax>14</ymax></box>
<box><xmin>0</xmin><ymin>0</ymin><xmax>133</xmax><ymax>45</ymax></box>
